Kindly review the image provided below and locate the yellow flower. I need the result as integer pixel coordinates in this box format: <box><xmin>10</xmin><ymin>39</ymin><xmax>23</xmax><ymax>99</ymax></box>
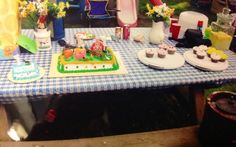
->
<box><xmin>146</xmin><ymin>9</ymin><xmax>154</xmax><ymax>16</ymax></box>
<box><xmin>42</xmin><ymin>0</ymin><xmax>49</xmax><ymax>6</ymax></box>
<box><xmin>20</xmin><ymin>10</ymin><xmax>28</xmax><ymax>18</ymax></box>
<box><xmin>58</xmin><ymin>2</ymin><xmax>65</xmax><ymax>10</ymax></box>
<box><xmin>146</xmin><ymin>3</ymin><xmax>151</xmax><ymax>11</ymax></box>
<box><xmin>153</xmin><ymin>6</ymin><xmax>159</xmax><ymax>12</ymax></box>
<box><xmin>18</xmin><ymin>0</ymin><xmax>27</xmax><ymax>7</ymax></box>
<box><xmin>66</xmin><ymin>2</ymin><xmax>70</xmax><ymax>9</ymax></box>
<box><xmin>57</xmin><ymin>11</ymin><xmax>66</xmax><ymax>18</ymax></box>
<box><xmin>164</xmin><ymin>9</ymin><xmax>173</xmax><ymax>17</ymax></box>
<box><xmin>26</xmin><ymin>2</ymin><xmax>36</xmax><ymax>12</ymax></box>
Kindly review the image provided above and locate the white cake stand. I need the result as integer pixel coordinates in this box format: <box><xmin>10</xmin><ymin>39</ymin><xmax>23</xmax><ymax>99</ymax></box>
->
<box><xmin>137</xmin><ymin>48</ymin><xmax>185</xmax><ymax>69</ymax></box>
<box><xmin>183</xmin><ymin>50</ymin><xmax>229</xmax><ymax>71</ymax></box>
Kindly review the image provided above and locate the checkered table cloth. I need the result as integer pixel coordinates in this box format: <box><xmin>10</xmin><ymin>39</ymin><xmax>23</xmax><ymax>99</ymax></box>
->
<box><xmin>0</xmin><ymin>28</ymin><xmax>236</xmax><ymax>104</ymax></box>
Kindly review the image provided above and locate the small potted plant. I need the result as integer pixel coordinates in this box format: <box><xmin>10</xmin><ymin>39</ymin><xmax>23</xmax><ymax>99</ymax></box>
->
<box><xmin>18</xmin><ymin>0</ymin><xmax>69</xmax><ymax>51</ymax></box>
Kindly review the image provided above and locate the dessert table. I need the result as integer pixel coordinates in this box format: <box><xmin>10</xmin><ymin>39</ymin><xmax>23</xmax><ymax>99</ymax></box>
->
<box><xmin>0</xmin><ymin>28</ymin><xmax>236</xmax><ymax>121</ymax></box>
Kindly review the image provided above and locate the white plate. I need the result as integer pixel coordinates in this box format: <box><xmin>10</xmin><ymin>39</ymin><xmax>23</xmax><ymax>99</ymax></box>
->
<box><xmin>183</xmin><ymin>50</ymin><xmax>229</xmax><ymax>71</ymax></box>
<box><xmin>137</xmin><ymin>48</ymin><xmax>185</xmax><ymax>69</ymax></box>
<box><xmin>7</xmin><ymin>67</ymin><xmax>45</xmax><ymax>83</ymax></box>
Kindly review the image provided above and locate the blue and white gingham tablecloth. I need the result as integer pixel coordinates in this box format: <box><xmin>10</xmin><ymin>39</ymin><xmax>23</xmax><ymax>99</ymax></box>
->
<box><xmin>0</xmin><ymin>28</ymin><xmax>236</xmax><ymax>104</ymax></box>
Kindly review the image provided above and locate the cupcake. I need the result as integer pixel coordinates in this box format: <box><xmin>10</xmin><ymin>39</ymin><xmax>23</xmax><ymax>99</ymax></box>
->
<box><xmin>193</xmin><ymin>46</ymin><xmax>199</xmax><ymax>54</ymax></box>
<box><xmin>219</xmin><ymin>53</ymin><xmax>228</xmax><ymax>62</ymax></box>
<box><xmin>167</xmin><ymin>46</ymin><xmax>176</xmax><ymax>54</ymax></box>
<box><xmin>207</xmin><ymin>47</ymin><xmax>216</xmax><ymax>57</ymax></box>
<box><xmin>196</xmin><ymin>50</ymin><xmax>206</xmax><ymax>59</ymax></box>
<box><xmin>157</xmin><ymin>48</ymin><xmax>167</xmax><ymax>58</ymax></box>
<box><xmin>145</xmin><ymin>48</ymin><xmax>155</xmax><ymax>58</ymax></box>
<box><xmin>193</xmin><ymin>46</ymin><xmax>204</xmax><ymax>54</ymax></box>
<box><xmin>198</xmin><ymin>45</ymin><xmax>208</xmax><ymax>51</ymax></box>
<box><xmin>210</xmin><ymin>53</ymin><xmax>221</xmax><ymax>63</ymax></box>
<box><xmin>159</xmin><ymin>43</ymin><xmax>169</xmax><ymax>50</ymax></box>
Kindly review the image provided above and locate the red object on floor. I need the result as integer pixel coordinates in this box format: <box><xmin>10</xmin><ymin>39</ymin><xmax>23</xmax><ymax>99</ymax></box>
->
<box><xmin>47</xmin><ymin>109</ymin><xmax>57</xmax><ymax>123</ymax></box>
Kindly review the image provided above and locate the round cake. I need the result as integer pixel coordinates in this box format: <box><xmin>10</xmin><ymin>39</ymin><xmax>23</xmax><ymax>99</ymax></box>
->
<box><xmin>157</xmin><ymin>48</ymin><xmax>167</xmax><ymax>58</ymax></box>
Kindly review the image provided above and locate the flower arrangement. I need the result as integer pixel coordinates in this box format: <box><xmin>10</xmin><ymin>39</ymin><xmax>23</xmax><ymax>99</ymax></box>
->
<box><xmin>18</xmin><ymin>0</ymin><xmax>70</xmax><ymax>29</ymax></box>
<box><xmin>146</xmin><ymin>3</ymin><xmax>174</xmax><ymax>24</ymax></box>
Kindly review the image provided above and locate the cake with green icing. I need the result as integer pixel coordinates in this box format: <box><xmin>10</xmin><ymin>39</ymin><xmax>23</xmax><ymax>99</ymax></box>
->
<box><xmin>57</xmin><ymin>40</ymin><xmax>119</xmax><ymax>73</ymax></box>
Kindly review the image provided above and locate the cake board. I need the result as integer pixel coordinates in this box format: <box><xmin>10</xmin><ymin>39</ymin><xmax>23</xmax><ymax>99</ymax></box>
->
<box><xmin>48</xmin><ymin>52</ymin><xmax>128</xmax><ymax>78</ymax></box>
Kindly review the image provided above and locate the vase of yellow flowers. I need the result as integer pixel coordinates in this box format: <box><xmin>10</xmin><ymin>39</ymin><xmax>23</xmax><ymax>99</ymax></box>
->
<box><xmin>146</xmin><ymin>3</ymin><xmax>174</xmax><ymax>44</ymax></box>
<box><xmin>18</xmin><ymin>0</ymin><xmax>69</xmax><ymax>51</ymax></box>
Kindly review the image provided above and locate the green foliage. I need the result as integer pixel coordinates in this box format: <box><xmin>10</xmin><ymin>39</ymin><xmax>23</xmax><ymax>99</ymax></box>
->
<box><xmin>204</xmin><ymin>83</ymin><xmax>236</xmax><ymax>98</ymax></box>
<box><xmin>139</xmin><ymin>0</ymin><xmax>150</xmax><ymax>13</ymax></box>
<box><xmin>169</xmin><ymin>2</ymin><xmax>191</xmax><ymax>15</ymax></box>
<box><xmin>139</xmin><ymin>0</ymin><xmax>190</xmax><ymax>16</ymax></box>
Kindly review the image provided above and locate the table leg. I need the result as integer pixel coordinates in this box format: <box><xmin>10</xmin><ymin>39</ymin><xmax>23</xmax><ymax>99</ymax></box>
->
<box><xmin>190</xmin><ymin>87</ymin><xmax>205</xmax><ymax>122</ymax></box>
<box><xmin>0</xmin><ymin>104</ymin><xmax>11</xmax><ymax>141</ymax></box>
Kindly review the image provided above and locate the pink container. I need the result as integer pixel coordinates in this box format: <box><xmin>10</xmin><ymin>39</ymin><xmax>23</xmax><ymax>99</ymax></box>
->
<box><xmin>123</xmin><ymin>25</ymin><xmax>130</xmax><ymax>40</ymax></box>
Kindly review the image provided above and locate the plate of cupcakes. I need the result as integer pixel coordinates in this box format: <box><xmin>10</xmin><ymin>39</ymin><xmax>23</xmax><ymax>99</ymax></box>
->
<box><xmin>137</xmin><ymin>43</ymin><xmax>185</xmax><ymax>69</ymax></box>
<box><xmin>183</xmin><ymin>45</ymin><xmax>229</xmax><ymax>71</ymax></box>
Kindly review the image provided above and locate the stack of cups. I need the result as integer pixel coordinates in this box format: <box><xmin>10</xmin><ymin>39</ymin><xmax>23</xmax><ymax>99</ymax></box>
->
<box><xmin>169</xmin><ymin>18</ymin><xmax>181</xmax><ymax>40</ymax></box>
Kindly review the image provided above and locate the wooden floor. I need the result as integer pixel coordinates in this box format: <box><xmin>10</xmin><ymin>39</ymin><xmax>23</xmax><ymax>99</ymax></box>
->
<box><xmin>0</xmin><ymin>125</ymin><xmax>201</xmax><ymax>147</ymax></box>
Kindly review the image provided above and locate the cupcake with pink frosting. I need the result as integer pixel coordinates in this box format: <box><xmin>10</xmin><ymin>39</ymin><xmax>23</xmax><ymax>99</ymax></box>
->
<box><xmin>145</xmin><ymin>48</ymin><xmax>155</xmax><ymax>58</ymax></box>
<box><xmin>159</xmin><ymin>43</ymin><xmax>169</xmax><ymax>50</ymax></box>
<box><xmin>167</xmin><ymin>46</ymin><xmax>176</xmax><ymax>54</ymax></box>
<box><xmin>157</xmin><ymin>48</ymin><xmax>167</xmax><ymax>58</ymax></box>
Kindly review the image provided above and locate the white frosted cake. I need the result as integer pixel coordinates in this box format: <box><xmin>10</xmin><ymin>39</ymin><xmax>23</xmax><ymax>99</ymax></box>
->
<box><xmin>12</xmin><ymin>62</ymin><xmax>40</xmax><ymax>81</ymax></box>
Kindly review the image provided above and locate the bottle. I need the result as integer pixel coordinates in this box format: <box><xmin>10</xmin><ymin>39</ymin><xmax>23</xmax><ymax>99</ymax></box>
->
<box><xmin>197</xmin><ymin>20</ymin><xmax>203</xmax><ymax>31</ymax></box>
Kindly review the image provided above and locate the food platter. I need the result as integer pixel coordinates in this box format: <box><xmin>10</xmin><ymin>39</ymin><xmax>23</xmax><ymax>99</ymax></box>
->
<box><xmin>137</xmin><ymin>48</ymin><xmax>185</xmax><ymax>69</ymax></box>
<box><xmin>184</xmin><ymin>50</ymin><xmax>229</xmax><ymax>71</ymax></box>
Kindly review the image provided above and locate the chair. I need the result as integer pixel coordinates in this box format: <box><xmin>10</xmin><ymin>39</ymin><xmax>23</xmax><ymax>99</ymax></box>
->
<box><xmin>85</xmin><ymin>0</ymin><xmax>116</xmax><ymax>27</ymax></box>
